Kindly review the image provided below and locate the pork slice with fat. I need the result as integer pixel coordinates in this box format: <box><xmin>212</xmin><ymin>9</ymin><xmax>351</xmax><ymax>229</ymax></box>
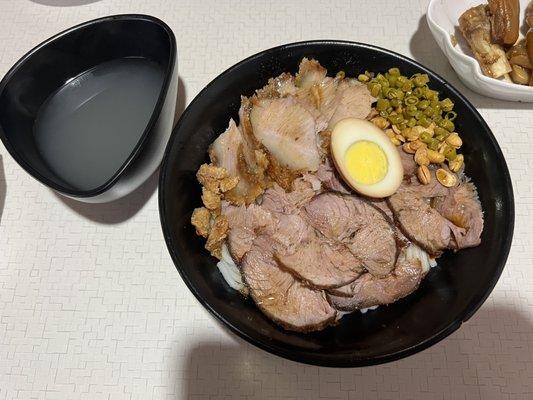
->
<box><xmin>250</xmin><ymin>97</ymin><xmax>321</xmax><ymax>172</ymax></box>
<box><xmin>223</xmin><ymin>203</ymin><xmax>273</xmax><ymax>262</ymax></box>
<box><xmin>241</xmin><ymin>236</ymin><xmax>337</xmax><ymax>332</ymax></box>
<box><xmin>275</xmin><ymin>234</ymin><xmax>363</xmax><ymax>289</ymax></box>
<box><xmin>260</xmin><ymin>181</ymin><xmax>317</xmax><ymax>215</ymax></box>
<box><xmin>315</xmin><ymin>158</ymin><xmax>352</xmax><ymax>195</ymax></box>
<box><xmin>304</xmin><ymin>193</ymin><xmax>397</xmax><ymax>277</ymax></box>
<box><xmin>432</xmin><ymin>180</ymin><xmax>484</xmax><ymax>249</ymax></box>
<box><xmin>388</xmin><ymin>179</ymin><xmax>465</xmax><ymax>256</ymax></box>
<box><xmin>321</xmin><ymin>79</ymin><xmax>375</xmax><ymax>129</ymax></box>
<box><xmin>327</xmin><ymin>244</ymin><xmax>425</xmax><ymax>310</ymax></box>
<box><xmin>261</xmin><ymin>186</ymin><xmax>363</xmax><ymax>289</ymax></box>
<box><xmin>295</xmin><ymin>57</ymin><xmax>327</xmax><ymax>90</ymax></box>
<box><xmin>209</xmin><ymin>119</ymin><xmax>251</xmax><ymax>200</ymax></box>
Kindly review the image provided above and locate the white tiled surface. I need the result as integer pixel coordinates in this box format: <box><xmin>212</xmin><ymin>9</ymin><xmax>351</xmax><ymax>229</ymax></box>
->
<box><xmin>0</xmin><ymin>0</ymin><xmax>532</xmax><ymax>399</ymax></box>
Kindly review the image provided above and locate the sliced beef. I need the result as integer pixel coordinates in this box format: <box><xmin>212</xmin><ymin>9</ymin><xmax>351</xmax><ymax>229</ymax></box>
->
<box><xmin>242</xmin><ymin>236</ymin><xmax>337</xmax><ymax>332</ymax></box>
<box><xmin>432</xmin><ymin>181</ymin><xmax>484</xmax><ymax>249</ymax></box>
<box><xmin>304</xmin><ymin>193</ymin><xmax>397</xmax><ymax>277</ymax></box>
<box><xmin>388</xmin><ymin>179</ymin><xmax>465</xmax><ymax>255</ymax></box>
<box><xmin>250</xmin><ymin>97</ymin><xmax>320</xmax><ymax>172</ymax></box>
<box><xmin>327</xmin><ymin>245</ymin><xmax>425</xmax><ymax>310</ymax></box>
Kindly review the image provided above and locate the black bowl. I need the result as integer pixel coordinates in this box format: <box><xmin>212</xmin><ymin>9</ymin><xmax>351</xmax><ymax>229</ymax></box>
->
<box><xmin>0</xmin><ymin>14</ymin><xmax>177</xmax><ymax>203</ymax></box>
<box><xmin>159</xmin><ymin>41</ymin><xmax>514</xmax><ymax>367</ymax></box>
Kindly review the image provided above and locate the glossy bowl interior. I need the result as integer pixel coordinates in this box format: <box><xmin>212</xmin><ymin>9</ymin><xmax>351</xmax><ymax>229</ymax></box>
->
<box><xmin>159</xmin><ymin>41</ymin><xmax>514</xmax><ymax>367</ymax></box>
<box><xmin>0</xmin><ymin>14</ymin><xmax>176</xmax><ymax>200</ymax></box>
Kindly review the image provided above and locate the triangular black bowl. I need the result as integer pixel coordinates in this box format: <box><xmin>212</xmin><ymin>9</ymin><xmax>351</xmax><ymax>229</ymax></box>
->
<box><xmin>0</xmin><ymin>14</ymin><xmax>177</xmax><ymax>202</ymax></box>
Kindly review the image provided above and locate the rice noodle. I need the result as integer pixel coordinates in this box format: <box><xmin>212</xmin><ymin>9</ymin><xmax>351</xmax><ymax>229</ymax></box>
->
<box><xmin>405</xmin><ymin>243</ymin><xmax>437</xmax><ymax>273</ymax></box>
<box><xmin>217</xmin><ymin>243</ymin><xmax>248</xmax><ymax>294</ymax></box>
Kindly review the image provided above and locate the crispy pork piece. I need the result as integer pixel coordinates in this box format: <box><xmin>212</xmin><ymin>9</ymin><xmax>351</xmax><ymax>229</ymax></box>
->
<box><xmin>526</xmin><ymin>2</ymin><xmax>533</xmax><ymax>83</ymax></box>
<box><xmin>191</xmin><ymin>207</ymin><xmax>211</xmax><ymax>238</ymax></box>
<box><xmin>459</xmin><ymin>4</ymin><xmax>512</xmax><ymax>78</ymax></box>
<box><xmin>487</xmin><ymin>0</ymin><xmax>520</xmax><ymax>46</ymax></box>
<box><xmin>205</xmin><ymin>215</ymin><xmax>229</xmax><ymax>259</ymax></box>
<box><xmin>506</xmin><ymin>40</ymin><xmax>532</xmax><ymax>69</ymax></box>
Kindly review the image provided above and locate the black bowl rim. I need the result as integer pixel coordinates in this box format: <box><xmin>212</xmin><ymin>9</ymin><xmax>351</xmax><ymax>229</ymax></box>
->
<box><xmin>0</xmin><ymin>13</ymin><xmax>176</xmax><ymax>198</ymax></box>
<box><xmin>159</xmin><ymin>40</ymin><xmax>515</xmax><ymax>367</ymax></box>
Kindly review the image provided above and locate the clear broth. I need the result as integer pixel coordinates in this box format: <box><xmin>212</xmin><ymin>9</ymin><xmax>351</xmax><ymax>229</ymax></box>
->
<box><xmin>34</xmin><ymin>58</ymin><xmax>165</xmax><ymax>191</ymax></box>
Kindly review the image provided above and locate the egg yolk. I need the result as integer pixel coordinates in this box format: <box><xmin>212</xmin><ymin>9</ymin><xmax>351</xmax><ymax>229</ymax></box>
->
<box><xmin>344</xmin><ymin>140</ymin><xmax>388</xmax><ymax>185</ymax></box>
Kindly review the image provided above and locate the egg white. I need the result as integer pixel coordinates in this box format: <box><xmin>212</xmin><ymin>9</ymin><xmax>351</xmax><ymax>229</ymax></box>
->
<box><xmin>330</xmin><ymin>118</ymin><xmax>404</xmax><ymax>198</ymax></box>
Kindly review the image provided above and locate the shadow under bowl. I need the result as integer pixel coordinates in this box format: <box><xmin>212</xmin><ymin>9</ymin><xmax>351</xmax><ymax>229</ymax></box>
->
<box><xmin>159</xmin><ymin>41</ymin><xmax>514</xmax><ymax>367</ymax></box>
<box><xmin>0</xmin><ymin>14</ymin><xmax>177</xmax><ymax>203</ymax></box>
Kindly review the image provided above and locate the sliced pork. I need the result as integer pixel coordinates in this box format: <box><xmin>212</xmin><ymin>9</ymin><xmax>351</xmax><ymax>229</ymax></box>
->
<box><xmin>304</xmin><ymin>193</ymin><xmax>397</xmax><ymax>277</ymax></box>
<box><xmin>366</xmin><ymin>198</ymin><xmax>395</xmax><ymax>222</ymax></box>
<box><xmin>399</xmin><ymin>150</ymin><xmax>417</xmax><ymax>177</ymax></box>
<box><xmin>242</xmin><ymin>236</ymin><xmax>337</xmax><ymax>332</ymax></box>
<box><xmin>193</xmin><ymin>58</ymin><xmax>484</xmax><ymax>332</ymax></box>
<box><xmin>294</xmin><ymin>58</ymin><xmax>374</xmax><ymax>129</ymax></box>
<box><xmin>433</xmin><ymin>181</ymin><xmax>484</xmax><ymax>249</ymax></box>
<box><xmin>255</xmin><ymin>72</ymin><xmax>297</xmax><ymax>99</ymax></box>
<box><xmin>327</xmin><ymin>245</ymin><xmax>425</xmax><ymax>310</ymax></box>
<box><xmin>276</xmin><ymin>233</ymin><xmax>363</xmax><ymax>289</ymax></box>
<box><xmin>260</xmin><ymin>182</ymin><xmax>317</xmax><ymax>215</ymax></box>
<box><xmin>237</xmin><ymin>98</ymin><xmax>270</xmax><ymax>182</ymax></box>
<box><xmin>295</xmin><ymin>57</ymin><xmax>327</xmax><ymax>89</ymax></box>
<box><xmin>209</xmin><ymin>119</ymin><xmax>257</xmax><ymax>203</ymax></box>
<box><xmin>224</xmin><ymin>203</ymin><xmax>273</xmax><ymax>262</ymax></box>
<box><xmin>315</xmin><ymin>158</ymin><xmax>351</xmax><ymax>194</ymax></box>
<box><xmin>263</xmin><ymin>187</ymin><xmax>363</xmax><ymax>289</ymax></box>
<box><xmin>322</xmin><ymin>79</ymin><xmax>374</xmax><ymax>128</ymax></box>
<box><xmin>250</xmin><ymin>97</ymin><xmax>320</xmax><ymax>172</ymax></box>
<box><xmin>388</xmin><ymin>179</ymin><xmax>464</xmax><ymax>255</ymax></box>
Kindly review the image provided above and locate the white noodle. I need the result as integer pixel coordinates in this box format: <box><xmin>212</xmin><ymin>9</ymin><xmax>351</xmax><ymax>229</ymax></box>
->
<box><xmin>217</xmin><ymin>243</ymin><xmax>247</xmax><ymax>293</ymax></box>
<box><xmin>405</xmin><ymin>243</ymin><xmax>437</xmax><ymax>273</ymax></box>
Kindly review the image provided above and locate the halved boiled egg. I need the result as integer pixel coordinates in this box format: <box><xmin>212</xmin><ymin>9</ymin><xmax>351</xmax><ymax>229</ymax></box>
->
<box><xmin>330</xmin><ymin>118</ymin><xmax>403</xmax><ymax>198</ymax></box>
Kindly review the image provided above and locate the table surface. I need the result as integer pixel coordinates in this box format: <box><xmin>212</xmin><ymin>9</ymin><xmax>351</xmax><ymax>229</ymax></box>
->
<box><xmin>1</xmin><ymin>0</ymin><xmax>532</xmax><ymax>399</ymax></box>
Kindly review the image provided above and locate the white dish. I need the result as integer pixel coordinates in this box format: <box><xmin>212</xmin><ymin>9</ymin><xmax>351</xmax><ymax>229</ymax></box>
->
<box><xmin>427</xmin><ymin>0</ymin><xmax>533</xmax><ymax>102</ymax></box>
